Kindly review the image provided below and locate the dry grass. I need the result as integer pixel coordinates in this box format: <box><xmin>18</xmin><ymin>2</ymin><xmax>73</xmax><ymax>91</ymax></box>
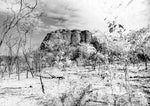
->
<box><xmin>0</xmin><ymin>64</ymin><xmax>149</xmax><ymax>106</ymax></box>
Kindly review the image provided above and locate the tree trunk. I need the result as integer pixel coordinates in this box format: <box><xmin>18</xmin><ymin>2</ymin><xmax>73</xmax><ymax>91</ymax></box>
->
<box><xmin>16</xmin><ymin>60</ymin><xmax>20</xmax><ymax>80</ymax></box>
<box><xmin>1</xmin><ymin>66</ymin><xmax>4</xmax><ymax>78</ymax></box>
<box><xmin>145</xmin><ymin>60</ymin><xmax>148</xmax><ymax>70</ymax></box>
<box><xmin>23</xmin><ymin>52</ymin><xmax>34</xmax><ymax>78</ymax></box>
<box><xmin>8</xmin><ymin>65</ymin><xmax>11</xmax><ymax>77</ymax></box>
<box><xmin>39</xmin><ymin>51</ymin><xmax>45</xmax><ymax>94</ymax></box>
<box><xmin>35</xmin><ymin>62</ymin><xmax>38</xmax><ymax>72</ymax></box>
<box><xmin>40</xmin><ymin>76</ymin><xmax>45</xmax><ymax>94</ymax></box>
<box><xmin>26</xmin><ymin>69</ymin><xmax>29</xmax><ymax>79</ymax></box>
<box><xmin>2</xmin><ymin>66</ymin><xmax>7</xmax><ymax>78</ymax></box>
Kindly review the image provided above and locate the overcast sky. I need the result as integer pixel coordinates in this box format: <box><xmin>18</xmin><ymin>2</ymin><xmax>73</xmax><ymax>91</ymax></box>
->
<box><xmin>0</xmin><ymin>0</ymin><xmax>150</xmax><ymax>54</ymax></box>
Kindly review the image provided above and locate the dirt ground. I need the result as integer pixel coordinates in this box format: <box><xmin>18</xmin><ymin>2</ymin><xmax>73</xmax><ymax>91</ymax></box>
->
<box><xmin>0</xmin><ymin>64</ymin><xmax>149</xmax><ymax>106</ymax></box>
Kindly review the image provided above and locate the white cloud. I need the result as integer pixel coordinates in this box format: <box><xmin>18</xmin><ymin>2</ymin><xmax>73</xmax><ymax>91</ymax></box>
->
<box><xmin>38</xmin><ymin>0</ymin><xmax>149</xmax><ymax>32</ymax></box>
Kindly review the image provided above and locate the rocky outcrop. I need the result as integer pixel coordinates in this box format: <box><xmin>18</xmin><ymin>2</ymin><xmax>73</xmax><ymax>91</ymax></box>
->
<box><xmin>80</xmin><ymin>30</ymin><xmax>92</xmax><ymax>43</ymax></box>
<box><xmin>70</xmin><ymin>30</ymin><xmax>81</xmax><ymax>45</ymax></box>
<box><xmin>40</xmin><ymin>29</ymin><xmax>93</xmax><ymax>51</ymax></box>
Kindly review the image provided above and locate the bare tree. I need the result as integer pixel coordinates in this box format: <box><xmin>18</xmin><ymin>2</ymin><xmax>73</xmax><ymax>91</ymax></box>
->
<box><xmin>0</xmin><ymin>0</ymin><xmax>38</xmax><ymax>79</ymax></box>
<box><xmin>37</xmin><ymin>50</ymin><xmax>45</xmax><ymax>94</ymax></box>
<box><xmin>0</xmin><ymin>0</ymin><xmax>37</xmax><ymax>48</ymax></box>
<box><xmin>20</xmin><ymin>21</ymin><xmax>35</xmax><ymax>78</ymax></box>
<box><xmin>23</xmin><ymin>51</ymin><xmax>34</xmax><ymax>78</ymax></box>
<box><xmin>15</xmin><ymin>35</ymin><xmax>22</xmax><ymax>80</ymax></box>
<box><xmin>5</xmin><ymin>34</ymin><xmax>18</xmax><ymax>77</ymax></box>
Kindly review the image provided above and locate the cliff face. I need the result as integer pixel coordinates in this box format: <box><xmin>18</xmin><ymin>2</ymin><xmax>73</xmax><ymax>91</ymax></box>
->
<box><xmin>40</xmin><ymin>29</ymin><xmax>92</xmax><ymax>51</ymax></box>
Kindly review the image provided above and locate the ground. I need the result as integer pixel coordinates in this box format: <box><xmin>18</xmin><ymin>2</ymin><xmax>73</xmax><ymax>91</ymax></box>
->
<box><xmin>0</xmin><ymin>64</ymin><xmax>149</xmax><ymax>106</ymax></box>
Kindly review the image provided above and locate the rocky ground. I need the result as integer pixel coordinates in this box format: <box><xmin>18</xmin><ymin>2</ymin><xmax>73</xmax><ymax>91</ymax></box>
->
<box><xmin>0</xmin><ymin>64</ymin><xmax>149</xmax><ymax>106</ymax></box>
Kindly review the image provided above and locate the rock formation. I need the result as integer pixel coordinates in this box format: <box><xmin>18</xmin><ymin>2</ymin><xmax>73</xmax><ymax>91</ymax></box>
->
<box><xmin>70</xmin><ymin>29</ymin><xmax>81</xmax><ymax>45</ymax></box>
<box><xmin>40</xmin><ymin>29</ymin><xmax>94</xmax><ymax>51</ymax></box>
<box><xmin>80</xmin><ymin>30</ymin><xmax>92</xmax><ymax>43</ymax></box>
<box><xmin>39</xmin><ymin>29</ymin><xmax>107</xmax><ymax>66</ymax></box>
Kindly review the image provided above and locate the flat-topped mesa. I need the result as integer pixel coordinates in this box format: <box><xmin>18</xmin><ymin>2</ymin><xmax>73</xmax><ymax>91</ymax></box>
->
<box><xmin>40</xmin><ymin>29</ymin><xmax>92</xmax><ymax>51</ymax></box>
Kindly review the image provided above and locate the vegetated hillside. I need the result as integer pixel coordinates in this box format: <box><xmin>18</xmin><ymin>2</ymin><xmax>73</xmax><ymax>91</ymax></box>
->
<box><xmin>39</xmin><ymin>29</ymin><xmax>107</xmax><ymax>67</ymax></box>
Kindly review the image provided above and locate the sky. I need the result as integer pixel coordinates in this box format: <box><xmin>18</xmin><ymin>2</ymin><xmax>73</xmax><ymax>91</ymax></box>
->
<box><xmin>38</xmin><ymin>0</ymin><xmax>150</xmax><ymax>30</ymax></box>
<box><xmin>0</xmin><ymin>0</ymin><xmax>150</xmax><ymax>55</ymax></box>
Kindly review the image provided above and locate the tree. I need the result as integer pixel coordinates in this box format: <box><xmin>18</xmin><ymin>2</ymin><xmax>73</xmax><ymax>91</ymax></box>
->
<box><xmin>0</xmin><ymin>0</ymin><xmax>37</xmax><ymax>48</ymax></box>
<box><xmin>33</xmin><ymin>49</ymin><xmax>45</xmax><ymax>93</ymax></box>
<box><xmin>5</xmin><ymin>34</ymin><xmax>18</xmax><ymax>77</ymax></box>
<box><xmin>105</xmin><ymin>18</ymin><xmax>125</xmax><ymax>41</ymax></box>
<box><xmin>13</xmin><ymin>0</ymin><xmax>41</xmax><ymax>78</ymax></box>
<box><xmin>0</xmin><ymin>0</ymin><xmax>38</xmax><ymax>78</ymax></box>
<box><xmin>14</xmin><ymin>33</ymin><xmax>22</xmax><ymax>80</ymax></box>
<box><xmin>20</xmin><ymin>18</ymin><xmax>37</xmax><ymax>78</ymax></box>
<box><xmin>127</xmin><ymin>26</ymin><xmax>150</xmax><ymax>70</ymax></box>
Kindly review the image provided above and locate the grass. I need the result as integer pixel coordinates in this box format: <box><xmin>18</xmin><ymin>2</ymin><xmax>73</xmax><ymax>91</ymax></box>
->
<box><xmin>0</xmin><ymin>64</ymin><xmax>149</xmax><ymax>106</ymax></box>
